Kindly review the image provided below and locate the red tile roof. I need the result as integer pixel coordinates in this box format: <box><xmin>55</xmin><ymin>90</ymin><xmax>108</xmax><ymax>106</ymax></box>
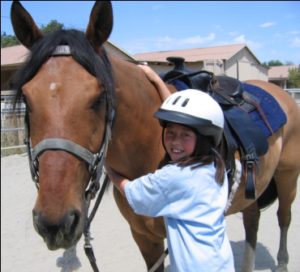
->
<box><xmin>268</xmin><ymin>65</ymin><xmax>298</xmax><ymax>79</ymax></box>
<box><xmin>133</xmin><ymin>44</ymin><xmax>247</xmax><ymax>63</ymax></box>
<box><xmin>1</xmin><ymin>41</ymin><xmax>135</xmax><ymax>68</ymax></box>
<box><xmin>1</xmin><ymin>45</ymin><xmax>29</xmax><ymax>67</ymax></box>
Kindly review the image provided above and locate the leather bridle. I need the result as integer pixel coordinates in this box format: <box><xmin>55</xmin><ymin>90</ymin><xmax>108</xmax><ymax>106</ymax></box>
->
<box><xmin>24</xmin><ymin>45</ymin><xmax>115</xmax><ymax>272</ymax></box>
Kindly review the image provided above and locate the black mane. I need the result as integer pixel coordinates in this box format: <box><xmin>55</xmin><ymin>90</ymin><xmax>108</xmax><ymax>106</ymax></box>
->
<box><xmin>12</xmin><ymin>29</ymin><xmax>115</xmax><ymax>108</ymax></box>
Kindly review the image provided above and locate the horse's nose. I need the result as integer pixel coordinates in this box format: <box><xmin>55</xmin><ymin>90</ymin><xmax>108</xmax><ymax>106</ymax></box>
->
<box><xmin>32</xmin><ymin>209</ymin><xmax>80</xmax><ymax>249</ymax></box>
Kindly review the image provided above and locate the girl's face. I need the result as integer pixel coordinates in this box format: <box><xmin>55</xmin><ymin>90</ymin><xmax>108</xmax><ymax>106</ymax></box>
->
<box><xmin>163</xmin><ymin>123</ymin><xmax>197</xmax><ymax>162</ymax></box>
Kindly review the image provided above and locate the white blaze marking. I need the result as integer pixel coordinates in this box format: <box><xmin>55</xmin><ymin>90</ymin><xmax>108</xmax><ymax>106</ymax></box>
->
<box><xmin>49</xmin><ymin>82</ymin><xmax>57</xmax><ymax>91</ymax></box>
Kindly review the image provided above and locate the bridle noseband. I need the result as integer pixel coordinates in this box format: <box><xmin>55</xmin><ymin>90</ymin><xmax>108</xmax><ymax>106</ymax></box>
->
<box><xmin>24</xmin><ymin>45</ymin><xmax>114</xmax><ymax>272</ymax></box>
<box><xmin>27</xmin><ymin>131</ymin><xmax>111</xmax><ymax>195</ymax></box>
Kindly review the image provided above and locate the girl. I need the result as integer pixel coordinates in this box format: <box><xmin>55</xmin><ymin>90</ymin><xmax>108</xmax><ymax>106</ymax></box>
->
<box><xmin>106</xmin><ymin>67</ymin><xmax>234</xmax><ymax>272</ymax></box>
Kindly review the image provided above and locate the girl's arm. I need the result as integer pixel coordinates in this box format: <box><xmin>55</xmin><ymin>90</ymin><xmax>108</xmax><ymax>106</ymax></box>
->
<box><xmin>138</xmin><ymin>64</ymin><xmax>171</xmax><ymax>101</ymax></box>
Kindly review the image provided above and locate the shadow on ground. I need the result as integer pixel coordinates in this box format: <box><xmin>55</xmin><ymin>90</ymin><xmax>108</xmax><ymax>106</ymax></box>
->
<box><xmin>231</xmin><ymin>241</ymin><xmax>277</xmax><ymax>272</ymax></box>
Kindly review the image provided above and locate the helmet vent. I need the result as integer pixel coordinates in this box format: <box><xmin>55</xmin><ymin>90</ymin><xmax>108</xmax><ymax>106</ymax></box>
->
<box><xmin>172</xmin><ymin>96</ymin><xmax>181</xmax><ymax>105</ymax></box>
<box><xmin>181</xmin><ymin>98</ymin><xmax>189</xmax><ymax>107</ymax></box>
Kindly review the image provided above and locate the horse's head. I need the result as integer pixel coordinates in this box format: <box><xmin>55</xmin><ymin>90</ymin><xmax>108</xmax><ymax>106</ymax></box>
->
<box><xmin>11</xmin><ymin>1</ymin><xmax>114</xmax><ymax>250</ymax></box>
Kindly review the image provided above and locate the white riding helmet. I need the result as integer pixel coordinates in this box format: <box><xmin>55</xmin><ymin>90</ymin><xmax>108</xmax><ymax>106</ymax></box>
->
<box><xmin>154</xmin><ymin>89</ymin><xmax>224</xmax><ymax>145</ymax></box>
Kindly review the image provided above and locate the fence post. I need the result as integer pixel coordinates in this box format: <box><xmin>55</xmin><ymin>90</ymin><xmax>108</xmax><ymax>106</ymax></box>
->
<box><xmin>1</xmin><ymin>90</ymin><xmax>26</xmax><ymax>156</ymax></box>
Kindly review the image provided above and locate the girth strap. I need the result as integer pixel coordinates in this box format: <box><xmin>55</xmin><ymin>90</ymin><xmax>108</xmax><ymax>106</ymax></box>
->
<box><xmin>224</xmin><ymin>107</ymin><xmax>268</xmax><ymax>199</ymax></box>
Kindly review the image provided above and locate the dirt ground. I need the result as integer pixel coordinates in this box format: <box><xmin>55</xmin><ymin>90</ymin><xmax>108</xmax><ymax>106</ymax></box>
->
<box><xmin>2</xmin><ymin>154</ymin><xmax>300</xmax><ymax>272</ymax></box>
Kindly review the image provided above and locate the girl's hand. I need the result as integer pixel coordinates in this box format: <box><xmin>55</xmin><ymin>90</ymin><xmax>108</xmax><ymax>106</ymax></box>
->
<box><xmin>105</xmin><ymin>165</ymin><xmax>129</xmax><ymax>196</ymax></box>
<box><xmin>138</xmin><ymin>64</ymin><xmax>171</xmax><ymax>101</ymax></box>
<box><xmin>138</xmin><ymin>64</ymin><xmax>161</xmax><ymax>83</ymax></box>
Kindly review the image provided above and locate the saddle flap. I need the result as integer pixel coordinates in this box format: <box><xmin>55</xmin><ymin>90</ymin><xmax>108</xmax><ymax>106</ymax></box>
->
<box><xmin>215</xmin><ymin>76</ymin><xmax>244</xmax><ymax>98</ymax></box>
<box><xmin>224</xmin><ymin>106</ymin><xmax>269</xmax><ymax>157</ymax></box>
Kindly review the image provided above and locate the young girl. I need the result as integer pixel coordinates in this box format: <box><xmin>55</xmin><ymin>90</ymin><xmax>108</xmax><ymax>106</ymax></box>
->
<box><xmin>106</xmin><ymin>67</ymin><xmax>234</xmax><ymax>272</ymax></box>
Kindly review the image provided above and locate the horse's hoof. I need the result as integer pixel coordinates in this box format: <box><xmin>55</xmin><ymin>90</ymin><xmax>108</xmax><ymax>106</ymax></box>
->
<box><xmin>275</xmin><ymin>263</ymin><xmax>288</xmax><ymax>272</ymax></box>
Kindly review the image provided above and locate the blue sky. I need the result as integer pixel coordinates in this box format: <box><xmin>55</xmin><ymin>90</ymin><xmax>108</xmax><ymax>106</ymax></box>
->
<box><xmin>1</xmin><ymin>1</ymin><xmax>300</xmax><ymax>64</ymax></box>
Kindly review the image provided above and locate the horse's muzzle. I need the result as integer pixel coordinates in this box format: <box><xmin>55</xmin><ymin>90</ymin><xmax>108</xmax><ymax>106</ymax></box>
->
<box><xmin>32</xmin><ymin>209</ymin><xmax>82</xmax><ymax>250</ymax></box>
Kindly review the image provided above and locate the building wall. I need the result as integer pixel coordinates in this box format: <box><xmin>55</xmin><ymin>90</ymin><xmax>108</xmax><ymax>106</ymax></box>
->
<box><xmin>2</xmin><ymin>45</ymin><xmax>269</xmax><ymax>93</ymax></box>
<box><xmin>225</xmin><ymin>49</ymin><xmax>268</xmax><ymax>81</ymax></box>
<box><xmin>203</xmin><ymin>59</ymin><xmax>224</xmax><ymax>75</ymax></box>
<box><xmin>104</xmin><ymin>44</ymin><xmax>134</xmax><ymax>61</ymax></box>
<box><xmin>269</xmin><ymin>79</ymin><xmax>288</xmax><ymax>89</ymax></box>
<box><xmin>146</xmin><ymin>49</ymin><xmax>268</xmax><ymax>82</ymax></box>
<box><xmin>1</xmin><ymin>68</ymin><xmax>18</xmax><ymax>91</ymax></box>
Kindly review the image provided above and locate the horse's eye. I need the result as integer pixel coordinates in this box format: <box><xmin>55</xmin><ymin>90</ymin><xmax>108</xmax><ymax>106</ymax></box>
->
<box><xmin>91</xmin><ymin>92</ymin><xmax>106</xmax><ymax>110</ymax></box>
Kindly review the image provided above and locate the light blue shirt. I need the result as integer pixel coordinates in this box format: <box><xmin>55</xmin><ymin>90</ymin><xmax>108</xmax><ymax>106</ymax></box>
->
<box><xmin>124</xmin><ymin>163</ymin><xmax>234</xmax><ymax>272</ymax></box>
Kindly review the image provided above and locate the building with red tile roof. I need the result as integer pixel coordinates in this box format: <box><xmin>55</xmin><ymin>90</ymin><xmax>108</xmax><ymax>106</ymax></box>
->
<box><xmin>268</xmin><ymin>65</ymin><xmax>298</xmax><ymax>89</ymax></box>
<box><xmin>133</xmin><ymin>44</ymin><xmax>268</xmax><ymax>82</ymax></box>
<box><xmin>1</xmin><ymin>42</ymin><xmax>136</xmax><ymax>91</ymax></box>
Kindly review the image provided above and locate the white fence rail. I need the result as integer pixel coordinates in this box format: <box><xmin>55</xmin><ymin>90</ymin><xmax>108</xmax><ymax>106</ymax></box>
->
<box><xmin>1</xmin><ymin>91</ymin><xmax>26</xmax><ymax>156</ymax></box>
<box><xmin>285</xmin><ymin>88</ymin><xmax>300</xmax><ymax>105</ymax></box>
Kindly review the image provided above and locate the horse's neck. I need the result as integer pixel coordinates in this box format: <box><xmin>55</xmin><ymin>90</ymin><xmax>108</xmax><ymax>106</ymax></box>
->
<box><xmin>107</xmin><ymin>57</ymin><xmax>164</xmax><ymax>179</ymax></box>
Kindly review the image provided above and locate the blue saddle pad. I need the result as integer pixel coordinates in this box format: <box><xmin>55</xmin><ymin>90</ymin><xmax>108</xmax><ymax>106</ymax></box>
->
<box><xmin>242</xmin><ymin>83</ymin><xmax>287</xmax><ymax>137</ymax></box>
<box><xmin>172</xmin><ymin>79</ymin><xmax>287</xmax><ymax>138</ymax></box>
<box><xmin>172</xmin><ymin>79</ymin><xmax>189</xmax><ymax>91</ymax></box>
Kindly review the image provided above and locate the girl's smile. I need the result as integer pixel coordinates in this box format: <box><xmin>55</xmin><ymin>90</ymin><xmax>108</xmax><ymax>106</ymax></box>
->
<box><xmin>163</xmin><ymin>123</ymin><xmax>197</xmax><ymax>161</ymax></box>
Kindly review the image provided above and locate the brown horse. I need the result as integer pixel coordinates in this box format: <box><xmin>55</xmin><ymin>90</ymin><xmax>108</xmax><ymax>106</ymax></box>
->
<box><xmin>11</xmin><ymin>1</ymin><xmax>300</xmax><ymax>272</ymax></box>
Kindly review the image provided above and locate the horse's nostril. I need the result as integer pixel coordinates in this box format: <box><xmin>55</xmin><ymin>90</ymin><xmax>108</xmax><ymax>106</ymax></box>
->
<box><xmin>65</xmin><ymin>210</ymin><xmax>80</xmax><ymax>234</ymax></box>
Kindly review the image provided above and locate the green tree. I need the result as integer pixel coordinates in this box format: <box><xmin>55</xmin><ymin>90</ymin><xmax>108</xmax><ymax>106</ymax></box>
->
<box><xmin>287</xmin><ymin>65</ymin><xmax>300</xmax><ymax>88</ymax></box>
<box><xmin>1</xmin><ymin>20</ymin><xmax>64</xmax><ymax>48</ymax></box>
<box><xmin>41</xmin><ymin>20</ymin><xmax>63</xmax><ymax>34</ymax></box>
<box><xmin>262</xmin><ymin>60</ymin><xmax>284</xmax><ymax>67</ymax></box>
<box><xmin>1</xmin><ymin>32</ymin><xmax>20</xmax><ymax>48</ymax></box>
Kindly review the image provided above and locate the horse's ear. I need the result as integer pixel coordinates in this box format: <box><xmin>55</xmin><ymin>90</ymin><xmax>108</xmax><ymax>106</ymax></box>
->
<box><xmin>86</xmin><ymin>1</ymin><xmax>113</xmax><ymax>50</ymax></box>
<box><xmin>10</xmin><ymin>0</ymin><xmax>43</xmax><ymax>49</ymax></box>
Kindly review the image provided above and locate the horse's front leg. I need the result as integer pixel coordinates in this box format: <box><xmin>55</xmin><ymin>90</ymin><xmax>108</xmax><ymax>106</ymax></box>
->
<box><xmin>241</xmin><ymin>201</ymin><xmax>261</xmax><ymax>272</ymax></box>
<box><xmin>130</xmin><ymin>227</ymin><xmax>165</xmax><ymax>272</ymax></box>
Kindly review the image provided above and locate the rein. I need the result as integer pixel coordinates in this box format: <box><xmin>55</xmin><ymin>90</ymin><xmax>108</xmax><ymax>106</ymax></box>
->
<box><xmin>24</xmin><ymin>45</ymin><xmax>115</xmax><ymax>272</ymax></box>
